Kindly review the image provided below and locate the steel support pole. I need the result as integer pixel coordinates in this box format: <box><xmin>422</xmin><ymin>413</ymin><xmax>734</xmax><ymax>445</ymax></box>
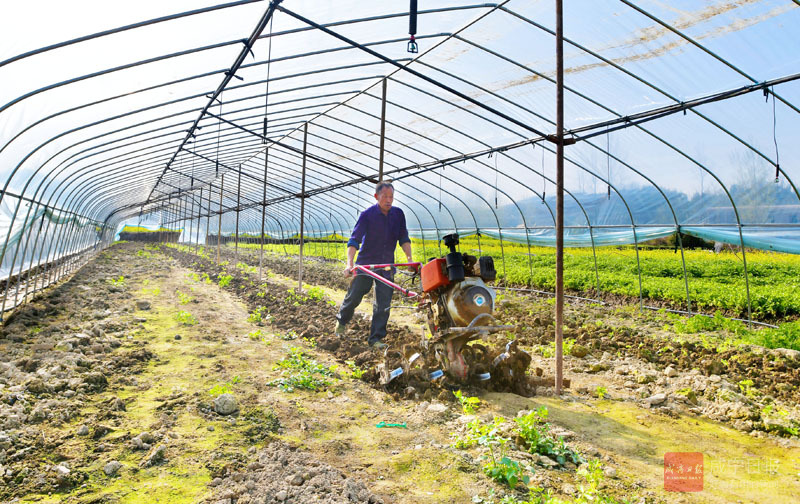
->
<box><xmin>378</xmin><ymin>78</ymin><xmax>387</xmax><ymax>182</ymax></box>
<box><xmin>205</xmin><ymin>185</ymin><xmax>212</xmax><ymax>249</ymax></box>
<box><xmin>298</xmin><ymin>123</ymin><xmax>308</xmax><ymax>293</ymax></box>
<box><xmin>195</xmin><ymin>188</ymin><xmax>202</xmax><ymax>255</ymax></box>
<box><xmin>235</xmin><ymin>167</ymin><xmax>241</xmax><ymax>264</ymax></box>
<box><xmin>554</xmin><ymin>0</ymin><xmax>564</xmax><ymax>395</ymax></box>
<box><xmin>259</xmin><ymin>149</ymin><xmax>268</xmax><ymax>281</ymax></box>
<box><xmin>217</xmin><ymin>174</ymin><xmax>224</xmax><ymax>264</ymax></box>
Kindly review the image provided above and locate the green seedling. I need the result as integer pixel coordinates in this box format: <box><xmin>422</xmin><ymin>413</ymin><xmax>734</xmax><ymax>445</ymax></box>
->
<box><xmin>209</xmin><ymin>376</ymin><xmax>241</xmax><ymax>397</ymax></box>
<box><xmin>175</xmin><ymin>310</ymin><xmax>198</xmax><ymax>326</ymax></box>
<box><xmin>454</xmin><ymin>390</ymin><xmax>481</xmax><ymax>415</ymax></box>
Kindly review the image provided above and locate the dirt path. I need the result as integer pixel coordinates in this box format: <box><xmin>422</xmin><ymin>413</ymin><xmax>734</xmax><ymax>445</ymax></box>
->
<box><xmin>1</xmin><ymin>242</ymin><xmax>798</xmax><ymax>503</ymax></box>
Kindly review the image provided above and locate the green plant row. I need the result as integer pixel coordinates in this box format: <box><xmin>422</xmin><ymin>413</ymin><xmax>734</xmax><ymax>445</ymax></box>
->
<box><xmin>232</xmin><ymin>236</ymin><xmax>800</xmax><ymax>319</ymax></box>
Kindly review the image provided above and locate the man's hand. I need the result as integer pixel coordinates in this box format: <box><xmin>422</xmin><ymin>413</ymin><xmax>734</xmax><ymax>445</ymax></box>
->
<box><xmin>344</xmin><ymin>264</ymin><xmax>355</xmax><ymax>277</ymax></box>
<box><xmin>406</xmin><ymin>260</ymin><xmax>418</xmax><ymax>274</ymax></box>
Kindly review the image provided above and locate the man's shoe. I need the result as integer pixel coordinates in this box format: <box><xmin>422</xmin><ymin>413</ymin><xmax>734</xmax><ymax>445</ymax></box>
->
<box><xmin>369</xmin><ymin>340</ymin><xmax>388</xmax><ymax>350</ymax></box>
<box><xmin>334</xmin><ymin>322</ymin><xmax>346</xmax><ymax>335</ymax></box>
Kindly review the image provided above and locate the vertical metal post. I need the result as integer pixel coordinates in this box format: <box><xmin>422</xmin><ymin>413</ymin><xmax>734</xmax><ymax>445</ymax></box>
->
<box><xmin>632</xmin><ymin>226</ymin><xmax>644</xmax><ymax>310</ymax></box>
<box><xmin>259</xmin><ymin>149</ymin><xmax>268</xmax><ymax>281</ymax></box>
<box><xmin>554</xmin><ymin>0</ymin><xmax>565</xmax><ymax>395</ymax></box>
<box><xmin>676</xmin><ymin>229</ymin><xmax>691</xmax><ymax>313</ymax></box>
<box><xmin>738</xmin><ymin>225</ymin><xmax>753</xmax><ymax>327</ymax></box>
<box><xmin>298</xmin><ymin>123</ymin><xmax>308</xmax><ymax>293</ymax></box>
<box><xmin>235</xmin><ymin>167</ymin><xmax>241</xmax><ymax>264</ymax></box>
<box><xmin>179</xmin><ymin>197</ymin><xmax>184</xmax><ymax>244</ymax></box>
<box><xmin>217</xmin><ymin>174</ymin><xmax>224</xmax><ymax>264</ymax></box>
<box><xmin>195</xmin><ymin>189</ymin><xmax>202</xmax><ymax>255</ymax></box>
<box><xmin>378</xmin><ymin>78</ymin><xmax>387</xmax><ymax>182</ymax></box>
<box><xmin>589</xmin><ymin>225</ymin><xmax>601</xmax><ymax>295</ymax></box>
<box><xmin>205</xmin><ymin>185</ymin><xmax>212</xmax><ymax>250</ymax></box>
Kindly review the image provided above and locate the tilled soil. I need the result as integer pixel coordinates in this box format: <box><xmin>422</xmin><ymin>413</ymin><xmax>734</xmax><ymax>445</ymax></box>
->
<box><xmin>0</xmin><ymin>244</ymin><xmax>386</xmax><ymax>503</ymax></box>
<box><xmin>165</xmin><ymin>246</ymin><xmax>540</xmax><ymax>400</ymax></box>
<box><xmin>207</xmin><ymin>245</ymin><xmax>800</xmax><ymax>438</ymax></box>
<box><xmin>207</xmin><ymin>441</ymin><xmax>382</xmax><ymax>503</ymax></box>
<box><xmin>3</xmin><ymin>242</ymin><xmax>799</xmax><ymax>504</ymax></box>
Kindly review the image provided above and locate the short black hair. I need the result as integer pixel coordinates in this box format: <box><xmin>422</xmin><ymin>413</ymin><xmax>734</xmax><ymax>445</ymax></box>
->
<box><xmin>375</xmin><ymin>180</ymin><xmax>394</xmax><ymax>195</ymax></box>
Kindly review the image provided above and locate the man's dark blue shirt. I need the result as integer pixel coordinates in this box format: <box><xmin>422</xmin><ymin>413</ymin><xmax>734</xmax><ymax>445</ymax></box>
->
<box><xmin>348</xmin><ymin>204</ymin><xmax>410</xmax><ymax>266</ymax></box>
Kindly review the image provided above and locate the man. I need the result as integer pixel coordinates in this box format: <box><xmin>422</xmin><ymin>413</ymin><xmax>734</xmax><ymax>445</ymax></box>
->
<box><xmin>334</xmin><ymin>181</ymin><xmax>413</xmax><ymax>349</ymax></box>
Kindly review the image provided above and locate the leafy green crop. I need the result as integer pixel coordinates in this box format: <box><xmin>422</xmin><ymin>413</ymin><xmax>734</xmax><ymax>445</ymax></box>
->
<box><xmin>268</xmin><ymin>347</ymin><xmax>334</xmax><ymax>392</ymax></box>
<box><xmin>233</xmin><ymin>236</ymin><xmax>800</xmax><ymax>319</ymax></box>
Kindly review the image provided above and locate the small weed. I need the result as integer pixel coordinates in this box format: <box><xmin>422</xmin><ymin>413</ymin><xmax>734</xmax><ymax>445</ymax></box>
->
<box><xmin>141</xmin><ymin>286</ymin><xmax>161</xmax><ymax>297</ymax></box>
<box><xmin>248</xmin><ymin>307</ymin><xmax>272</xmax><ymax>325</ymax></box>
<box><xmin>284</xmin><ymin>286</ymin><xmax>332</xmax><ymax>306</ymax></box>
<box><xmin>454</xmin><ymin>390</ymin><xmax>481</xmax><ymax>415</ymax></box>
<box><xmin>737</xmin><ymin>379</ymin><xmax>758</xmax><ymax>399</ymax></box>
<box><xmin>280</xmin><ymin>330</ymin><xmax>299</xmax><ymax>341</ymax></box>
<box><xmin>268</xmin><ymin>347</ymin><xmax>334</xmax><ymax>392</ymax></box>
<box><xmin>595</xmin><ymin>386</ymin><xmax>608</xmax><ymax>400</ymax></box>
<box><xmin>515</xmin><ymin>407</ymin><xmax>584</xmax><ymax>466</ymax></box>
<box><xmin>175</xmin><ymin>310</ymin><xmax>198</xmax><ymax>326</ymax></box>
<box><xmin>248</xmin><ymin>329</ymin><xmax>263</xmax><ymax>341</ymax></box>
<box><xmin>346</xmin><ymin>360</ymin><xmax>366</xmax><ymax>379</ymax></box>
<box><xmin>209</xmin><ymin>376</ymin><xmax>241</xmax><ymax>397</ymax></box>
<box><xmin>236</xmin><ymin>262</ymin><xmax>257</xmax><ymax>274</ymax></box>
<box><xmin>108</xmin><ymin>275</ymin><xmax>125</xmax><ymax>287</ymax></box>
<box><xmin>177</xmin><ymin>290</ymin><xmax>194</xmax><ymax>305</ymax></box>
<box><xmin>218</xmin><ymin>274</ymin><xmax>233</xmax><ymax>288</ymax></box>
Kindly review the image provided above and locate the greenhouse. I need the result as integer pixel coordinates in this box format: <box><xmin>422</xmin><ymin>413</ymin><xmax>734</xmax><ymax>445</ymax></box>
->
<box><xmin>1</xmin><ymin>1</ymin><xmax>799</xmax><ymax>503</ymax></box>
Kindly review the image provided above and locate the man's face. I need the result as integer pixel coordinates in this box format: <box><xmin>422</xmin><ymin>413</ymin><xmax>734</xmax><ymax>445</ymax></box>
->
<box><xmin>375</xmin><ymin>187</ymin><xmax>394</xmax><ymax>214</ymax></box>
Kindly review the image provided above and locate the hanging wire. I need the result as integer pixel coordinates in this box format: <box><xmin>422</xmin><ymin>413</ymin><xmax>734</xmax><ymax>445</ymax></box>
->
<box><xmin>439</xmin><ymin>167</ymin><xmax>442</xmax><ymax>212</ymax></box>
<box><xmin>541</xmin><ymin>143</ymin><xmax>546</xmax><ymax>203</ymax></box>
<box><xmin>772</xmin><ymin>86</ymin><xmax>780</xmax><ymax>183</ymax></box>
<box><xmin>493</xmin><ymin>151</ymin><xmax>499</xmax><ymax>209</ymax></box>
<box><xmin>606</xmin><ymin>125</ymin><xmax>611</xmax><ymax>200</ymax></box>
<box><xmin>262</xmin><ymin>15</ymin><xmax>275</xmax><ymax>144</ymax></box>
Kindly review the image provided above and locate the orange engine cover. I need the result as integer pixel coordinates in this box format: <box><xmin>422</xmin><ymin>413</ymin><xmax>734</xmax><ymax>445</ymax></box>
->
<box><xmin>421</xmin><ymin>258</ymin><xmax>450</xmax><ymax>292</ymax></box>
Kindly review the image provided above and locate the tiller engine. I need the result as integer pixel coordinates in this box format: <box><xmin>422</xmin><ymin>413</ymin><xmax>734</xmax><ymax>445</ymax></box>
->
<box><xmin>417</xmin><ymin>233</ymin><xmax>515</xmax><ymax>382</ymax></box>
<box><xmin>354</xmin><ymin>233</ymin><xmax>529</xmax><ymax>386</ymax></box>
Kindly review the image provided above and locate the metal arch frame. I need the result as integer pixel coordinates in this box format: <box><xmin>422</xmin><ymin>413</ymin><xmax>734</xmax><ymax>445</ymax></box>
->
<box><xmin>235</xmin><ymin>136</ymin><xmax>453</xmax><ymax>249</ymax></box>
<box><xmin>438</xmin><ymin>25</ymin><xmax>784</xmax><ymax>316</ymax></box>
<box><xmin>212</xmin><ymin>111</ymin><xmax>467</xmax><ymax>243</ymax></box>
<box><xmin>325</xmin><ymin>95</ymin><xmax>543</xmax><ymax>281</ymax></box>
<box><xmin>0</xmin><ymin>66</ymin><xmax>410</xmax><ymax>272</ymax></box>
<box><xmin>495</xmin><ymin>5</ymin><xmax>800</xmax><ymax>203</ymax></box>
<box><xmin>0</xmin><ymin>0</ymin><xmax>493</xmax><ymax>120</ymax></box>
<box><xmin>618</xmin><ymin>0</ymin><xmax>800</xmax><ymax>117</ymax></box>
<box><xmin>248</xmin><ymin>140</ymin><xmax>439</xmax><ymax>262</ymax></box>
<box><xmin>413</xmin><ymin>56</ymin><xmax>688</xmax><ymax>307</ymax></box>
<box><xmin>1</xmin><ymin>2</ymin><xmax>798</xmax><ymax>323</ymax></box>
<box><xmin>0</xmin><ymin>44</ymin><xmax>436</xmax><ymax>218</ymax></box>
